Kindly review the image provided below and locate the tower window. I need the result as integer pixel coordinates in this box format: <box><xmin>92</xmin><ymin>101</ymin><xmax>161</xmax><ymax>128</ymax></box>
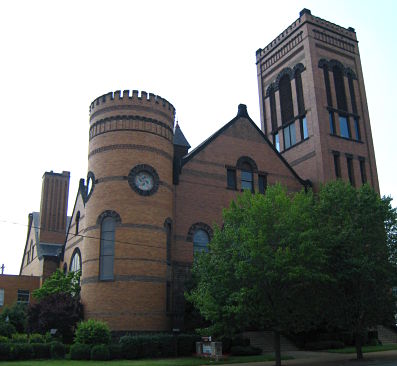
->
<box><xmin>227</xmin><ymin>168</ymin><xmax>237</xmax><ymax>190</ymax></box>
<box><xmin>283</xmin><ymin>123</ymin><xmax>296</xmax><ymax>150</ymax></box>
<box><xmin>279</xmin><ymin>74</ymin><xmax>294</xmax><ymax>124</ymax></box>
<box><xmin>333</xmin><ymin>65</ymin><xmax>347</xmax><ymax>112</ymax></box>
<box><xmin>346</xmin><ymin>155</ymin><xmax>355</xmax><ymax>186</ymax></box>
<box><xmin>339</xmin><ymin>116</ymin><xmax>350</xmax><ymax>139</ymax></box>
<box><xmin>354</xmin><ymin>118</ymin><xmax>360</xmax><ymax>141</ymax></box>
<box><xmin>193</xmin><ymin>229</ymin><xmax>210</xmax><ymax>253</ymax></box>
<box><xmin>348</xmin><ymin>76</ymin><xmax>358</xmax><ymax>114</ymax></box>
<box><xmin>323</xmin><ymin>66</ymin><xmax>333</xmax><ymax>107</ymax></box>
<box><xmin>295</xmin><ymin>70</ymin><xmax>305</xmax><ymax>115</ymax></box>
<box><xmin>359</xmin><ymin>158</ymin><xmax>367</xmax><ymax>184</ymax></box>
<box><xmin>329</xmin><ymin>112</ymin><xmax>336</xmax><ymax>135</ymax></box>
<box><xmin>100</xmin><ymin>216</ymin><xmax>116</xmax><ymax>281</ymax></box>
<box><xmin>269</xmin><ymin>87</ymin><xmax>278</xmax><ymax>132</ymax></box>
<box><xmin>300</xmin><ymin>117</ymin><xmax>308</xmax><ymax>140</ymax></box>
<box><xmin>274</xmin><ymin>133</ymin><xmax>280</xmax><ymax>152</ymax></box>
<box><xmin>333</xmin><ymin>152</ymin><xmax>341</xmax><ymax>178</ymax></box>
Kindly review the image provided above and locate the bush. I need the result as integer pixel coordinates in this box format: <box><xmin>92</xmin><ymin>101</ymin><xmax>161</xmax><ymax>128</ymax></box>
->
<box><xmin>11</xmin><ymin>333</ymin><xmax>28</xmax><ymax>343</ymax></box>
<box><xmin>31</xmin><ymin>343</ymin><xmax>50</xmax><ymax>359</ymax></box>
<box><xmin>119</xmin><ymin>335</ymin><xmax>138</xmax><ymax>359</ymax></box>
<box><xmin>0</xmin><ymin>336</ymin><xmax>9</xmax><ymax>343</ymax></box>
<box><xmin>12</xmin><ymin>343</ymin><xmax>34</xmax><ymax>360</ymax></box>
<box><xmin>109</xmin><ymin>343</ymin><xmax>122</xmax><ymax>360</ymax></box>
<box><xmin>1</xmin><ymin>303</ymin><xmax>27</xmax><ymax>333</ymax></box>
<box><xmin>70</xmin><ymin>343</ymin><xmax>91</xmax><ymax>360</ymax></box>
<box><xmin>0</xmin><ymin>343</ymin><xmax>12</xmax><ymax>360</ymax></box>
<box><xmin>0</xmin><ymin>322</ymin><xmax>16</xmax><ymax>338</ymax></box>
<box><xmin>50</xmin><ymin>341</ymin><xmax>66</xmax><ymax>359</ymax></box>
<box><xmin>91</xmin><ymin>344</ymin><xmax>110</xmax><ymax>361</ymax></box>
<box><xmin>74</xmin><ymin>319</ymin><xmax>110</xmax><ymax>345</ymax></box>
<box><xmin>177</xmin><ymin>334</ymin><xmax>200</xmax><ymax>356</ymax></box>
<box><xmin>305</xmin><ymin>340</ymin><xmax>345</xmax><ymax>350</ymax></box>
<box><xmin>29</xmin><ymin>333</ymin><xmax>45</xmax><ymax>343</ymax></box>
<box><xmin>230</xmin><ymin>345</ymin><xmax>262</xmax><ymax>356</ymax></box>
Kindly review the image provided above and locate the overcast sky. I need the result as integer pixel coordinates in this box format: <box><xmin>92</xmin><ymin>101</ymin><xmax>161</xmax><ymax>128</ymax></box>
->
<box><xmin>0</xmin><ymin>0</ymin><xmax>396</xmax><ymax>275</ymax></box>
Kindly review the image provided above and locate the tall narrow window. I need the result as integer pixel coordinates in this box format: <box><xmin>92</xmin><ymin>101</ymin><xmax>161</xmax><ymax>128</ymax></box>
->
<box><xmin>348</xmin><ymin>75</ymin><xmax>358</xmax><ymax>114</ymax></box>
<box><xmin>323</xmin><ymin>66</ymin><xmax>333</xmax><ymax>107</ymax></box>
<box><xmin>227</xmin><ymin>168</ymin><xmax>237</xmax><ymax>190</ymax></box>
<box><xmin>70</xmin><ymin>249</ymin><xmax>82</xmax><ymax>273</ymax></box>
<box><xmin>359</xmin><ymin>158</ymin><xmax>367</xmax><ymax>184</ymax></box>
<box><xmin>333</xmin><ymin>65</ymin><xmax>347</xmax><ymax>111</ymax></box>
<box><xmin>269</xmin><ymin>87</ymin><xmax>278</xmax><ymax>132</ymax></box>
<box><xmin>339</xmin><ymin>116</ymin><xmax>350</xmax><ymax>139</ymax></box>
<box><xmin>31</xmin><ymin>245</ymin><xmax>35</xmax><ymax>261</ymax></box>
<box><xmin>295</xmin><ymin>71</ymin><xmax>305</xmax><ymax>115</ymax></box>
<box><xmin>333</xmin><ymin>152</ymin><xmax>341</xmax><ymax>178</ymax></box>
<box><xmin>240</xmin><ymin>162</ymin><xmax>253</xmax><ymax>191</ymax></box>
<box><xmin>283</xmin><ymin>123</ymin><xmax>296</xmax><ymax>150</ymax></box>
<box><xmin>193</xmin><ymin>229</ymin><xmax>209</xmax><ymax>253</ymax></box>
<box><xmin>258</xmin><ymin>174</ymin><xmax>267</xmax><ymax>194</ymax></box>
<box><xmin>300</xmin><ymin>117</ymin><xmax>308</xmax><ymax>140</ymax></box>
<box><xmin>75</xmin><ymin>211</ymin><xmax>80</xmax><ymax>236</ymax></box>
<box><xmin>100</xmin><ymin>217</ymin><xmax>116</xmax><ymax>280</ymax></box>
<box><xmin>279</xmin><ymin>74</ymin><xmax>294</xmax><ymax>124</ymax></box>
<box><xmin>274</xmin><ymin>133</ymin><xmax>280</xmax><ymax>152</ymax></box>
<box><xmin>354</xmin><ymin>118</ymin><xmax>360</xmax><ymax>141</ymax></box>
<box><xmin>346</xmin><ymin>155</ymin><xmax>355</xmax><ymax>186</ymax></box>
<box><xmin>0</xmin><ymin>289</ymin><xmax>4</xmax><ymax>306</ymax></box>
<box><xmin>329</xmin><ymin>112</ymin><xmax>336</xmax><ymax>135</ymax></box>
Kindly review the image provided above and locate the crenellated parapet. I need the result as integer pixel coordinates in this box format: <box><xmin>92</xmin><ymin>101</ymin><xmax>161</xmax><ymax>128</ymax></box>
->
<box><xmin>89</xmin><ymin>90</ymin><xmax>175</xmax><ymax>127</ymax></box>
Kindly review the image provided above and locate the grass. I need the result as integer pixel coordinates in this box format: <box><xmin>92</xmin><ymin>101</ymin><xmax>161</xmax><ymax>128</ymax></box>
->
<box><xmin>327</xmin><ymin>344</ymin><xmax>397</xmax><ymax>354</ymax></box>
<box><xmin>0</xmin><ymin>354</ymin><xmax>293</xmax><ymax>366</ymax></box>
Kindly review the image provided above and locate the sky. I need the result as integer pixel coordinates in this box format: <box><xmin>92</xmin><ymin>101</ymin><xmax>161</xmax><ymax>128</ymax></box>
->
<box><xmin>0</xmin><ymin>0</ymin><xmax>396</xmax><ymax>275</ymax></box>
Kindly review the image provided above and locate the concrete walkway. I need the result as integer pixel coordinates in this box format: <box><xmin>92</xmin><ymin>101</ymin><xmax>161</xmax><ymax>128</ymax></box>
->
<box><xmin>216</xmin><ymin>350</ymin><xmax>397</xmax><ymax>366</ymax></box>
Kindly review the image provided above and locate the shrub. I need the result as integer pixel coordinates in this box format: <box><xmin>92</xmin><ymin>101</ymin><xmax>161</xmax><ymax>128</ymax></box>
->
<box><xmin>1</xmin><ymin>303</ymin><xmax>27</xmax><ymax>333</ymax></box>
<box><xmin>91</xmin><ymin>344</ymin><xmax>110</xmax><ymax>361</ymax></box>
<box><xmin>0</xmin><ymin>336</ymin><xmax>9</xmax><ymax>343</ymax></box>
<box><xmin>305</xmin><ymin>340</ymin><xmax>345</xmax><ymax>350</ymax></box>
<box><xmin>230</xmin><ymin>345</ymin><xmax>262</xmax><ymax>356</ymax></box>
<box><xmin>31</xmin><ymin>343</ymin><xmax>50</xmax><ymax>359</ymax></box>
<box><xmin>0</xmin><ymin>321</ymin><xmax>16</xmax><ymax>338</ymax></box>
<box><xmin>12</xmin><ymin>343</ymin><xmax>34</xmax><ymax>360</ymax></box>
<box><xmin>155</xmin><ymin>334</ymin><xmax>175</xmax><ymax>357</ymax></box>
<box><xmin>177</xmin><ymin>334</ymin><xmax>200</xmax><ymax>356</ymax></box>
<box><xmin>11</xmin><ymin>333</ymin><xmax>28</xmax><ymax>343</ymax></box>
<box><xmin>109</xmin><ymin>344</ymin><xmax>122</xmax><ymax>360</ymax></box>
<box><xmin>0</xmin><ymin>343</ymin><xmax>12</xmax><ymax>360</ymax></box>
<box><xmin>29</xmin><ymin>333</ymin><xmax>45</xmax><ymax>343</ymax></box>
<box><xmin>70</xmin><ymin>343</ymin><xmax>91</xmax><ymax>360</ymax></box>
<box><xmin>74</xmin><ymin>319</ymin><xmax>110</xmax><ymax>345</ymax></box>
<box><xmin>50</xmin><ymin>341</ymin><xmax>66</xmax><ymax>359</ymax></box>
<box><xmin>119</xmin><ymin>335</ymin><xmax>138</xmax><ymax>359</ymax></box>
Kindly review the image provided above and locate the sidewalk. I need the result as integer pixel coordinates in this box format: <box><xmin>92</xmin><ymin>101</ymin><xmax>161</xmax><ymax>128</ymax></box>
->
<box><xmin>217</xmin><ymin>350</ymin><xmax>397</xmax><ymax>366</ymax></box>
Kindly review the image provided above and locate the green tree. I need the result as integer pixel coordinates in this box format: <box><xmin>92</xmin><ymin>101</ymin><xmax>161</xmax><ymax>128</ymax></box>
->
<box><xmin>0</xmin><ymin>303</ymin><xmax>27</xmax><ymax>333</ymax></box>
<box><xmin>315</xmin><ymin>181</ymin><xmax>397</xmax><ymax>360</ymax></box>
<box><xmin>187</xmin><ymin>185</ymin><xmax>327</xmax><ymax>366</ymax></box>
<box><xmin>33</xmin><ymin>269</ymin><xmax>80</xmax><ymax>300</ymax></box>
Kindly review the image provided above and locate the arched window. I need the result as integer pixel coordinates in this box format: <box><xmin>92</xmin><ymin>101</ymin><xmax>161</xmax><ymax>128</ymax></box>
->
<box><xmin>75</xmin><ymin>211</ymin><xmax>80</xmax><ymax>236</ymax></box>
<box><xmin>333</xmin><ymin>65</ymin><xmax>347</xmax><ymax>112</ymax></box>
<box><xmin>100</xmin><ymin>216</ymin><xmax>116</xmax><ymax>281</ymax></box>
<box><xmin>193</xmin><ymin>229</ymin><xmax>210</xmax><ymax>253</ymax></box>
<box><xmin>241</xmin><ymin>162</ymin><xmax>253</xmax><ymax>192</ymax></box>
<box><xmin>70</xmin><ymin>249</ymin><xmax>82</xmax><ymax>273</ymax></box>
<box><xmin>279</xmin><ymin>74</ymin><xmax>294</xmax><ymax>124</ymax></box>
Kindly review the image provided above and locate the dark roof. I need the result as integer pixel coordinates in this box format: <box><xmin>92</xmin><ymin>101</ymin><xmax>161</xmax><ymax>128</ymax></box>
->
<box><xmin>173</xmin><ymin>123</ymin><xmax>191</xmax><ymax>148</ymax></box>
<box><xmin>181</xmin><ymin>104</ymin><xmax>309</xmax><ymax>187</ymax></box>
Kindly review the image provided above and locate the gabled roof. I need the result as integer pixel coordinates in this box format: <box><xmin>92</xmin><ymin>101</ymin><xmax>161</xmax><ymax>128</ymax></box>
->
<box><xmin>173</xmin><ymin>123</ymin><xmax>191</xmax><ymax>148</ymax></box>
<box><xmin>181</xmin><ymin>104</ymin><xmax>310</xmax><ymax>187</ymax></box>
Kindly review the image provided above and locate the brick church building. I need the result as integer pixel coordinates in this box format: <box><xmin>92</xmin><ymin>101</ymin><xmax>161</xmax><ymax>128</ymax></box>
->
<box><xmin>9</xmin><ymin>9</ymin><xmax>379</xmax><ymax>332</ymax></box>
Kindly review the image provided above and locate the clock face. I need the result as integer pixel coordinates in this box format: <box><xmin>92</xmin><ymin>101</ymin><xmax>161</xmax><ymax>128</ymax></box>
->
<box><xmin>134</xmin><ymin>171</ymin><xmax>154</xmax><ymax>191</ymax></box>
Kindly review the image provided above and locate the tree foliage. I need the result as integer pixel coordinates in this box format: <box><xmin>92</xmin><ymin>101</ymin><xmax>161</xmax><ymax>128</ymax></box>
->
<box><xmin>0</xmin><ymin>303</ymin><xmax>27</xmax><ymax>333</ymax></box>
<box><xmin>187</xmin><ymin>185</ymin><xmax>327</xmax><ymax>366</ymax></box>
<box><xmin>32</xmin><ymin>269</ymin><xmax>80</xmax><ymax>300</ymax></box>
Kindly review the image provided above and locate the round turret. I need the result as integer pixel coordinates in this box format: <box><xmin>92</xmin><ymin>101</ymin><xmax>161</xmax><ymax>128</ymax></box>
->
<box><xmin>82</xmin><ymin>90</ymin><xmax>175</xmax><ymax>332</ymax></box>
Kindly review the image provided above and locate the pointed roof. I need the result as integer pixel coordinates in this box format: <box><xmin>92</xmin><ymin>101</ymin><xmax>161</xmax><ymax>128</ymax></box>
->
<box><xmin>173</xmin><ymin>123</ymin><xmax>191</xmax><ymax>148</ymax></box>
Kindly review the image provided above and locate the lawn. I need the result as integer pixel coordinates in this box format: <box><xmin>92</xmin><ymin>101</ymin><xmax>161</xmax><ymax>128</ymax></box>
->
<box><xmin>327</xmin><ymin>344</ymin><xmax>397</xmax><ymax>354</ymax></box>
<box><xmin>0</xmin><ymin>354</ymin><xmax>292</xmax><ymax>366</ymax></box>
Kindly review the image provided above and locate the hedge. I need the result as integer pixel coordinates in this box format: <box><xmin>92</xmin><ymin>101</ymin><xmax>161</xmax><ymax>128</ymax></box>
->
<box><xmin>91</xmin><ymin>344</ymin><xmax>110</xmax><ymax>360</ymax></box>
<box><xmin>70</xmin><ymin>343</ymin><xmax>91</xmax><ymax>360</ymax></box>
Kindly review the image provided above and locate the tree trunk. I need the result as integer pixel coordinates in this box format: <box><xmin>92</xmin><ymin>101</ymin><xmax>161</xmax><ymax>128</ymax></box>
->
<box><xmin>355</xmin><ymin>331</ymin><xmax>364</xmax><ymax>360</ymax></box>
<box><xmin>274</xmin><ymin>329</ymin><xmax>281</xmax><ymax>366</ymax></box>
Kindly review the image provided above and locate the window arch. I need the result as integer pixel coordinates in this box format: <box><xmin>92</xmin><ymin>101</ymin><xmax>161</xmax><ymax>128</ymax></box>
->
<box><xmin>236</xmin><ymin>157</ymin><xmax>257</xmax><ymax>192</ymax></box>
<box><xmin>70</xmin><ymin>248</ymin><xmax>82</xmax><ymax>273</ymax></box>
<box><xmin>98</xmin><ymin>210</ymin><xmax>121</xmax><ymax>281</ymax></box>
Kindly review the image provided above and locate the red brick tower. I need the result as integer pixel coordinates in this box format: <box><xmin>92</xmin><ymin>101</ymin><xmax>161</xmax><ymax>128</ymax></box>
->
<box><xmin>256</xmin><ymin>9</ymin><xmax>379</xmax><ymax>191</ymax></box>
<box><xmin>82</xmin><ymin>90</ymin><xmax>175</xmax><ymax>332</ymax></box>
